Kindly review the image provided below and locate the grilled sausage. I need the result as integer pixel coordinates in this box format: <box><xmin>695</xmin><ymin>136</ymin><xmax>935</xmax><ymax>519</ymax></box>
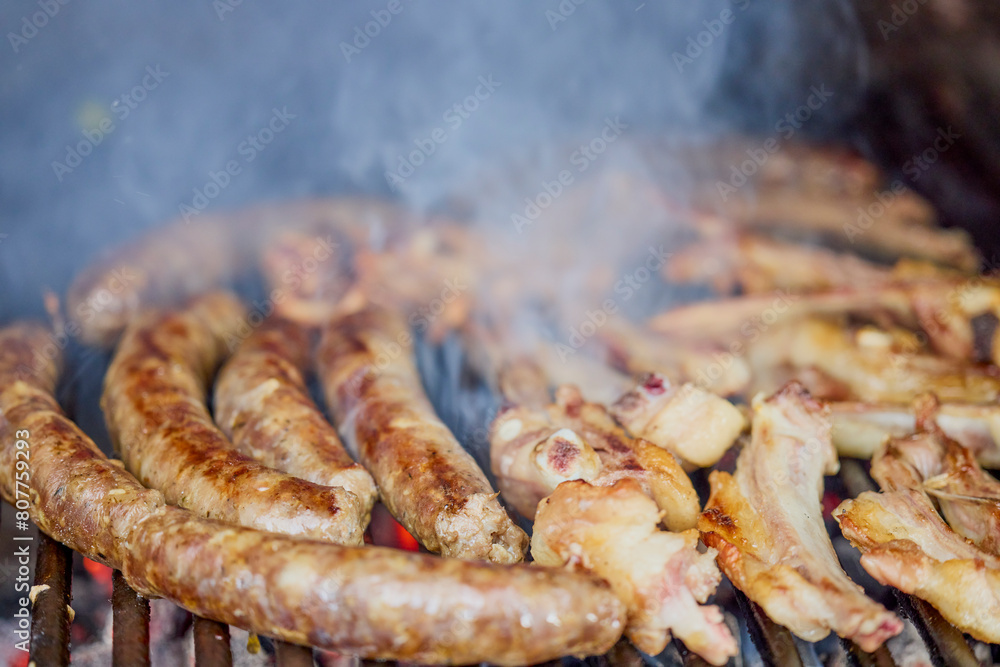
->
<box><xmin>214</xmin><ymin>316</ymin><xmax>378</xmax><ymax>523</ymax></box>
<box><xmin>102</xmin><ymin>291</ymin><xmax>366</xmax><ymax>545</ymax></box>
<box><xmin>0</xmin><ymin>322</ymin><xmax>628</xmax><ymax>665</ymax></box>
<box><xmin>319</xmin><ymin>303</ymin><xmax>529</xmax><ymax>563</ymax></box>
<box><xmin>65</xmin><ymin>198</ymin><xmax>415</xmax><ymax>347</ymax></box>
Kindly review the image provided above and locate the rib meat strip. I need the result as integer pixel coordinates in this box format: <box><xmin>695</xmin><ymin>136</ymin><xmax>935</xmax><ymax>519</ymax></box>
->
<box><xmin>700</xmin><ymin>382</ymin><xmax>902</xmax><ymax>650</ymax></box>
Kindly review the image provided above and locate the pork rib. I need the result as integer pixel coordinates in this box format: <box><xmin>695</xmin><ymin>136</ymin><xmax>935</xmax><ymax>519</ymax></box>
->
<box><xmin>700</xmin><ymin>382</ymin><xmax>902</xmax><ymax>650</ymax></box>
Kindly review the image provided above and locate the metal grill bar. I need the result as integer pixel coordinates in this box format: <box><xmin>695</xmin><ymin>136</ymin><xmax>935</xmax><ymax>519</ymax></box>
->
<box><xmin>28</xmin><ymin>531</ymin><xmax>72</xmax><ymax>667</ymax></box>
<box><xmin>734</xmin><ymin>591</ymin><xmax>804</xmax><ymax>666</ymax></box>
<box><xmin>112</xmin><ymin>569</ymin><xmax>150</xmax><ymax>666</ymax></box>
<box><xmin>276</xmin><ymin>640</ymin><xmax>316</xmax><ymax>666</ymax></box>
<box><xmin>894</xmin><ymin>594</ymin><xmax>979</xmax><ymax>667</ymax></box>
<box><xmin>843</xmin><ymin>639</ymin><xmax>898</xmax><ymax>667</ymax></box>
<box><xmin>193</xmin><ymin>615</ymin><xmax>233</xmax><ymax>666</ymax></box>
<box><xmin>838</xmin><ymin>459</ymin><xmax>979</xmax><ymax>667</ymax></box>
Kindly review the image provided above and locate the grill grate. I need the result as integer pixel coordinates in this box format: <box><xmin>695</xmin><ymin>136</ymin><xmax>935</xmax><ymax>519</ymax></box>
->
<box><xmin>112</xmin><ymin>569</ymin><xmax>150</xmax><ymax>666</ymax></box>
<box><xmin>14</xmin><ymin>335</ymin><xmax>998</xmax><ymax>666</ymax></box>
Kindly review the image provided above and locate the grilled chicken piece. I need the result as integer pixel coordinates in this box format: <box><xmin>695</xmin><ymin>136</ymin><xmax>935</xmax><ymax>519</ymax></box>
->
<box><xmin>461</xmin><ymin>318</ymin><xmax>634</xmax><ymax>409</ymax></box>
<box><xmin>667</xmin><ymin>234</ymin><xmax>897</xmax><ymax>295</ymax></box>
<box><xmin>700</xmin><ymin>383</ymin><xmax>902</xmax><ymax>650</ymax></box>
<box><xmin>691</xmin><ymin>188</ymin><xmax>977</xmax><ymax>271</ymax></box>
<box><xmin>837</xmin><ymin>491</ymin><xmax>1000</xmax><ymax>645</ymax></box>
<box><xmin>610</xmin><ymin>373</ymin><xmax>745</xmax><ymax>468</ymax></box>
<box><xmin>598</xmin><ymin>320</ymin><xmax>751</xmax><ymax>397</ymax></box>
<box><xmin>830</xmin><ymin>401</ymin><xmax>1000</xmax><ymax>468</ymax></box>
<box><xmin>532</xmin><ymin>479</ymin><xmax>736</xmax><ymax>663</ymax></box>
<box><xmin>489</xmin><ymin>385</ymin><xmax>699</xmax><ymax>530</ymax></box>
<box><xmin>868</xmin><ymin>397</ymin><xmax>1000</xmax><ymax>557</ymax></box>
<box><xmin>745</xmin><ymin>318</ymin><xmax>1000</xmax><ymax>404</ymax></box>
<box><xmin>649</xmin><ymin>274</ymin><xmax>1000</xmax><ymax>368</ymax></box>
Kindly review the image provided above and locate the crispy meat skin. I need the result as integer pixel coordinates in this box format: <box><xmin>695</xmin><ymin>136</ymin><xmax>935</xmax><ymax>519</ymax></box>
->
<box><xmin>700</xmin><ymin>383</ymin><xmax>901</xmax><ymax>650</ymax></box>
<box><xmin>868</xmin><ymin>402</ymin><xmax>1000</xmax><ymax>557</ymax></box>
<box><xmin>598</xmin><ymin>320</ymin><xmax>750</xmax><ymax>397</ymax></box>
<box><xmin>836</xmin><ymin>487</ymin><xmax>1000</xmax><ymax>642</ymax></box>
<box><xmin>649</xmin><ymin>274</ymin><xmax>1000</xmax><ymax>368</ymax></box>
<box><xmin>532</xmin><ymin>480</ymin><xmax>736</xmax><ymax>664</ymax></box>
<box><xmin>490</xmin><ymin>384</ymin><xmax>700</xmax><ymax>530</ymax></box>
<box><xmin>214</xmin><ymin>316</ymin><xmax>378</xmax><ymax>525</ymax></box>
<box><xmin>609</xmin><ymin>373</ymin><xmax>746</xmax><ymax>468</ymax></box>
<box><xmin>667</xmin><ymin>234</ymin><xmax>896</xmax><ymax>295</ymax></box>
<box><xmin>830</xmin><ymin>401</ymin><xmax>1000</xmax><ymax>468</ymax></box>
<box><xmin>319</xmin><ymin>304</ymin><xmax>527</xmax><ymax>563</ymax></box>
<box><xmin>0</xmin><ymin>323</ymin><xmax>627</xmax><ymax>664</ymax></box>
<box><xmin>102</xmin><ymin>292</ymin><xmax>365</xmax><ymax>545</ymax></box>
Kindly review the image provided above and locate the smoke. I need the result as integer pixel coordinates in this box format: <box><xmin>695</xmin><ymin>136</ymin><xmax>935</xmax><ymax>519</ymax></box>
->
<box><xmin>0</xmin><ymin>0</ymin><xmax>868</xmax><ymax>323</ymax></box>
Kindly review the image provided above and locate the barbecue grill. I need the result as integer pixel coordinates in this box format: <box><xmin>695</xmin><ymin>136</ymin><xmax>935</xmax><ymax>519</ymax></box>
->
<box><xmin>6</xmin><ymin>326</ymin><xmax>1000</xmax><ymax>666</ymax></box>
<box><xmin>4</xmin><ymin>0</ymin><xmax>1000</xmax><ymax>665</ymax></box>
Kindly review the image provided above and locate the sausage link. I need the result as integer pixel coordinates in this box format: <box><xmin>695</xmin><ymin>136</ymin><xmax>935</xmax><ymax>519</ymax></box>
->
<box><xmin>318</xmin><ymin>304</ymin><xmax>528</xmax><ymax>563</ymax></box>
<box><xmin>0</xmin><ymin>322</ymin><xmax>627</xmax><ymax>665</ymax></box>
<box><xmin>102</xmin><ymin>292</ymin><xmax>365</xmax><ymax>545</ymax></box>
<box><xmin>215</xmin><ymin>316</ymin><xmax>378</xmax><ymax>524</ymax></box>
<box><xmin>66</xmin><ymin>198</ymin><xmax>415</xmax><ymax>347</ymax></box>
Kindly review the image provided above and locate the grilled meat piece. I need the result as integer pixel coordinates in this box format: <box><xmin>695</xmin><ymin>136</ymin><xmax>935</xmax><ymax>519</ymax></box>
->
<box><xmin>102</xmin><ymin>292</ymin><xmax>365</xmax><ymax>545</ymax></box>
<box><xmin>65</xmin><ymin>198</ymin><xmax>419</xmax><ymax>346</ymax></box>
<box><xmin>868</xmin><ymin>396</ymin><xmax>1000</xmax><ymax>557</ymax></box>
<box><xmin>532</xmin><ymin>479</ymin><xmax>736</xmax><ymax>664</ymax></box>
<box><xmin>700</xmin><ymin>383</ymin><xmax>902</xmax><ymax>650</ymax></box>
<box><xmin>0</xmin><ymin>322</ymin><xmax>627</xmax><ymax>664</ymax></box>
<box><xmin>490</xmin><ymin>384</ymin><xmax>699</xmax><ymax>530</ymax></box>
<box><xmin>829</xmin><ymin>400</ymin><xmax>1000</xmax><ymax>468</ymax></box>
<box><xmin>836</xmin><ymin>489</ymin><xmax>1000</xmax><ymax>643</ymax></box>
<box><xmin>319</xmin><ymin>303</ymin><xmax>527</xmax><ymax>563</ymax></box>
<box><xmin>609</xmin><ymin>373</ymin><xmax>746</xmax><ymax>468</ymax></box>
<box><xmin>214</xmin><ymin>316</ymin><xmax>378</xmax><ymax>526</ymax></box>
<box><xmin>667</xmin><ymin>234</ymin><xmax>897</xmax><ymax>295</ymax></box>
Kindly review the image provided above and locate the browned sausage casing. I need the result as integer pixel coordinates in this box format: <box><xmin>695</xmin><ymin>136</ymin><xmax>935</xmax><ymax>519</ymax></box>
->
<box><xmin>102</xmin><ymin>292</ymin><xmax>366</xmax><ymax>545</ymax></box>
<box><xmin>319</xmin><ymin>304</ymin><xmax>528</xmax><ymax>563</ymax></box>
<box><xmin>214</xmin><ymin>316</ymin><xmax>378</xmax><ymax>521</ymax></box>
<box><xmin>0</xmin><ymin>322</ymin><xmax>627</xmax><ymax>665</ymax></box>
